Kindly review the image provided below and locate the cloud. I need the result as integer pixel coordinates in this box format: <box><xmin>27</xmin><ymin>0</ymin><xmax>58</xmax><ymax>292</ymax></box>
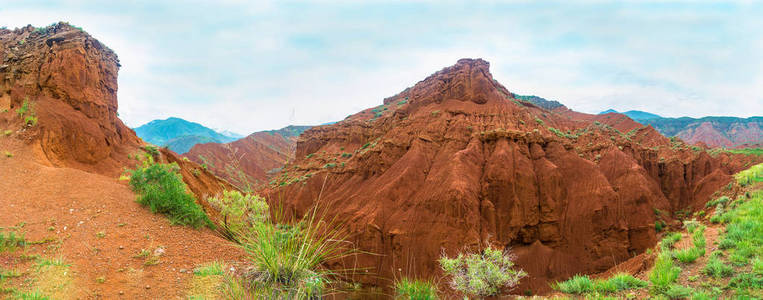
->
<box><xmin>0</xmin><ymin>1</ymin><xmax>760</xmax><ymax>134</ymax></box>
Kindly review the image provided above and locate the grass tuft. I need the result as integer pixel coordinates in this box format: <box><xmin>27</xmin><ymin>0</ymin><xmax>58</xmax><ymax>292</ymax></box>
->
<box><xmin>395</xmin><ymin>277</ymin><xmax>439</xmax><ymax>300</ymax></box>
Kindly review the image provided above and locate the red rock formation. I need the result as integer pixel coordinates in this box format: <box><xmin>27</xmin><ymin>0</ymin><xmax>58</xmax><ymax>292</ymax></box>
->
<box><xmin>0</xmin><ymin>23</ymin><xmax>140</xmax><ymax>176</ymax></box>
<box><xmin>261</xmin><ymin>59</ymin><xmax>760</xmax><ymax>294</ymax></box>
<box><xmin>185</xmin><ymin>126</ymin><xmax>309</xmax><ymax>189</ymax></box>
<box><xmin>0</xmin><ymin>23</ymin><xmax>228</xmax><ymax>201</ymax></box>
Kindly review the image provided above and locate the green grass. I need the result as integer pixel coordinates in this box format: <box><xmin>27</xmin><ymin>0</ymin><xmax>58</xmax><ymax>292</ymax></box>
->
<box><xmin>649</xmin><ymin>252</ymin><xmax>681</xmax><ymax>294</ymax></box>
<box><xmin>659</xmin><ymin>232</ymin><xmax>682</xmax><ymax>251</ymax></box>
<box><xmin>231</xmin><ymin>202</ymin><xmax>355</xmax><ymax>299</ymax></box>
<box><xmin>0</xmin><ymin>231</ymin><xmax>26</xmax><ymax>252</ymax></box>
<box><xmin>724</xmin><ymin>148</ymin><xmax>763</xmax><ymax>156</ymax></box>
<box><xmin>439</xmin><ymin>246</ymin><xmax>527</xmax><ymax>297</ymax></box>
<box><xmin>553</xmin><ymin>273</ymin><xmax>646</xmax><ymax>295</ymax></box>
<box><xmin>664</xmin><ymin>284</ymin><xmax>693</xmax><ymax>299</ymax></box>
<box><xmin>395</xmin><ymin>277</ymin><xmax>439</xmax><ymax>300</ymax></box>
<box><xmin>193</xmin><ymin>261</ymin><xmax>226</xmax><ymax>277</ymax></box>
<box><xmin>735</xmin><ymin>163</ymin><xmax>763</xmax><ymax>186</ymax></box>
<box><xmin>673</xmin><ymin>225</ymin><xmax>707</xmax><ymax>263</ymax></box>
<box><xmin>673</xmin><ymin>247</ymin><xmax>705</xmax><ymax>263</ymax></box>
<box><xmin>127</xmin><ymin>159</ymin><xmax>212</xmax><ymax>228</ymax></box>
<box><xmin>13</xmin><ymin>291</ymin><xmax>50</xmax><ymax>300</ymax></box>
<box><xmin>702</xmin><ymin>252</ymin><xmax>734</xmax><ymax>278</ymax></box>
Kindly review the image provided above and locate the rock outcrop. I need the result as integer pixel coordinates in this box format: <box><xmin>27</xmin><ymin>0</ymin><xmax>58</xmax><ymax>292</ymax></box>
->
<box><xmin>0</xmin><ymin>22</ymin><xmax>139</xmax><ymax>175</ymax></box>
<box><xmin>262</xmin><ymin>59</ymin><xmax>760</xmax><ymax>294</ymax></box>
<box><xmin>0</xmin><ymin>23</ymin><xmax>230</xmax><ymax>201</ymax></box>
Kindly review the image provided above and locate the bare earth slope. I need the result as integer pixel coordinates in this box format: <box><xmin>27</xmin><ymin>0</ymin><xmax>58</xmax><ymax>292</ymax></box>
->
<box><xmin>262</xmin><ymin>59</ymin><xmax>761</xmax><ymax>294</ymax></box>
<box><xmin>186</xmin><ymin>125</ymin><xmax>310</xmax><ymax>188</ymax></box>
<box><xmin>1</xmin><ymin>23</ymin><xmax>242</xmax><ymax>299</ymax></box>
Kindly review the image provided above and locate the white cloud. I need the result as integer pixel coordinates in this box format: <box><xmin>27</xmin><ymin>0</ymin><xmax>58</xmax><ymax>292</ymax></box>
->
<box><xmin>1</xmin><ymin>1</ymin><xmax>761</xmax><ymax>134</ymax></box>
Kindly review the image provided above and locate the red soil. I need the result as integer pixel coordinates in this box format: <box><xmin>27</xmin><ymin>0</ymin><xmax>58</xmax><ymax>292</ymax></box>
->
<box><xmin>261</xmin><ymin>58</ymin><xmax>762</xmax><ymax>294</ymax></box>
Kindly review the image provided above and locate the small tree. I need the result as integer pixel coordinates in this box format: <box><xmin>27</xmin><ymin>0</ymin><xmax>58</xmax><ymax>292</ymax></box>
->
<box><xmin>439</xmin><ymin>246</ymin><xmax>527</xmax><ymax>298</ymax></box>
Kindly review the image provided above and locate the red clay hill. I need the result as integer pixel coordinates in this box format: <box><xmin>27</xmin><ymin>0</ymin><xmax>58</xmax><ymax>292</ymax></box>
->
<box><xmin>0</xmin><ymin>22</ymin><xmax>229</xmax><ymax>198</ymax></box>
<box><xmin>262</xmin><ymin>58</ymin><xmax>761</xmax><ymax>294</ymax></box>
<box><xmin>185</xmin><ymin>125</ymin><xmax>310</xmax><ymax>189</ymax></box>
<box><xmin>1</xmin><ymin>23</ymin><xmax>240</xmax><ymax>298</ymax></box>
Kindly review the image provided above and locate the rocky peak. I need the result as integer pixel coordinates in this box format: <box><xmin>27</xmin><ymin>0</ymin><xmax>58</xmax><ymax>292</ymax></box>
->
<box><xmin>383</xmin><ymin>58</ymin><xmax>513</xmax><ymax>107</ymax></box>
<box><xmin>0</xmin><ymin>22</ymin><xmax>138</xmax><ymax>174</ymax></box>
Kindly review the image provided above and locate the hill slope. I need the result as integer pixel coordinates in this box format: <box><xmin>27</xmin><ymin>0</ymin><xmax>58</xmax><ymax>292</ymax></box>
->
<box><xmin>260</xmin><ymin>58</ymin><xmax>760</xmax><ymax>294</ymax></box>
<box><xmin>133</xmin><ymin>117</ymin><xmax>237</xmax><ymax>153</ymax></box>
<box><xmin>641</xmin><ymin>116</ymin><xmax>762</xmax><ymax>148</ymax></box>
<box><xmin>185</xmin><ymin>125</ymin><xmax>311</xmax><ymax>189</ymax></box>
<box><xmin>0</xmin><ymin>23</ymin><xmax>240</xmax><ymax>299</ymax></box>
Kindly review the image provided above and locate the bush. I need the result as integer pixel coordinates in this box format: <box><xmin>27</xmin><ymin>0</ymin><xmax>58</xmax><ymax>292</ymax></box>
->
<box><xmin>207</xmin><ymin>190</ymin><xmax>269</xmax><ymax>240</ymax></box>
<box><xmin>128</xmin><ymin>161</ymin><xmax>211</xmax><ymax>228</ymax></box>
<box><xmin>439</xmin><ymin>246</ymin><xmax>527</xmax><ymax>297</ymax></box>
<box><xmin>655</xmin><ymin>220</ymin><xmax>666</xmax><ymax>232</ymax></box>
<box><xmin>395</xmin><ymin>277</ymin><xmax>439</xmax><ymax>300</ymax></box>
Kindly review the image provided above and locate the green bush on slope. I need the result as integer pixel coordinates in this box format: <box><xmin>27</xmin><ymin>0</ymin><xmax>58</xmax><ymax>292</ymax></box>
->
<box><xmin>128</xmin><ymin>157</ymin><xmax>212</xmax><ymax>228</ymax></box>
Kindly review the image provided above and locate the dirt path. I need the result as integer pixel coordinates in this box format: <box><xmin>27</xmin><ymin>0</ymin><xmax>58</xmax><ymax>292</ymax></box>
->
<box><xmin>1</xmin><ymin>136</ymin><xmax>245</xmax><ymax>299</ymax></box>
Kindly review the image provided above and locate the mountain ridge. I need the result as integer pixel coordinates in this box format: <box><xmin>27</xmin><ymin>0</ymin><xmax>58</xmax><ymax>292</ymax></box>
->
<box><xmin>133</xmin><ymin>117</ymin><xmax>238</xmax><ymax>153</ymax></box>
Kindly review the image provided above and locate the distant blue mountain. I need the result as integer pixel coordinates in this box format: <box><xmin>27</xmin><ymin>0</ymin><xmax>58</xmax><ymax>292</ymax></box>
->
<box><xmin>599</xmin><ymin>109</ymin><xmax>662</xmax><ymax>121</ymax></box>
<box><xmin>133</xmin><ymin>117</ymin><xmax>238</xmax><ymax>154</ymax></box>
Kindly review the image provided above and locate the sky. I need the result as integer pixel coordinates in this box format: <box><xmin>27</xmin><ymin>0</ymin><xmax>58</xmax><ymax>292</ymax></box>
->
<box><xmin>1</xmin><ymin>0</ymin><xmax>761</xmax><ymax>134</ymax></box>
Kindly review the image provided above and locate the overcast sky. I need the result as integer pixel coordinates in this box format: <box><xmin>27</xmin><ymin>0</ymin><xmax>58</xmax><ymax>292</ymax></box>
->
<box><xmin>2</xmin><ymin>1</ymin><xmax>761</xmax><ymax>134</ymax></box>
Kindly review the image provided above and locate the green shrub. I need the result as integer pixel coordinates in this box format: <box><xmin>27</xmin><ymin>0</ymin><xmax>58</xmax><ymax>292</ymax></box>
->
<box><xmin>207</xmin><ymin>190</ymin><xmax>269</xmax><ymax>241</ymax></box>
<box><xmin>655</xmin><ymin>220</ymin><xmax>666</xmax><ymax>232</ymax></box>
<box><xmin>142</xmin><ymin>145</ymin><xmax>160</xmax><ymax>157</ymax></box>
<box><xmin>439</xmin><ymin>246</ymin><xmax>527</xmax><ymax>297</ymax></box>
<box><xmin>705</xmin><ymin>196</ymin><xmax>729</xmax><ymax>208</ymax></box>
<box><xmin>395</xmin><ymin>277</ymin><xmax>439</xmax><ymax>300</ymax></box>
<box><xmin>128</xmin><ymin>161</ymin><xmax>211</xmax><ymax>228</ymax></box>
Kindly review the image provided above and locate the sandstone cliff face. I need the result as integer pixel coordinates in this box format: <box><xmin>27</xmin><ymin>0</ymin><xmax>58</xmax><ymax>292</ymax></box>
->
<box><xmin>0</xmin><ymin>23</ymin><xmax>230</xmax><ymax>200</ymax></box>
<box><xmin>263</xmin><ymin>59</ymin><xmax>759</xmax><ymax>293</ymax></box>
<box><xmin>0</xmin><ymin>23</ymin><xmax>139</xmax><ymax>175</ymax></box>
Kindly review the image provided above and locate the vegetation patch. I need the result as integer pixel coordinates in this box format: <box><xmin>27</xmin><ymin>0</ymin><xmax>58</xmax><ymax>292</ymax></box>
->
<box><xmin>395</xmin><ymin>277</ymin><xmax>438</xmax><ymax>300</ymax></box>
<box><xmin>127</xmin><ymin>156</ymin><xmax>212</xmax><ymax>228</ymax></box>
<box><xmin>207</xmin><ymin>190</ymin><xmax>269</xmax><ymax>241</ymax></box>
<box><xmin>439</xmin><ymin>246</ymin><xmax>526</xmax><ymax>298</ymax></box>
<box><xmin>553</xmin><ymin>273</ymin><xmax>646</xmax><ymax>295</ymax></box>
<box><xmin>0</xmin><ymin>230</ymin><xmax>26</xmax><ymax>252</ymax></box>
